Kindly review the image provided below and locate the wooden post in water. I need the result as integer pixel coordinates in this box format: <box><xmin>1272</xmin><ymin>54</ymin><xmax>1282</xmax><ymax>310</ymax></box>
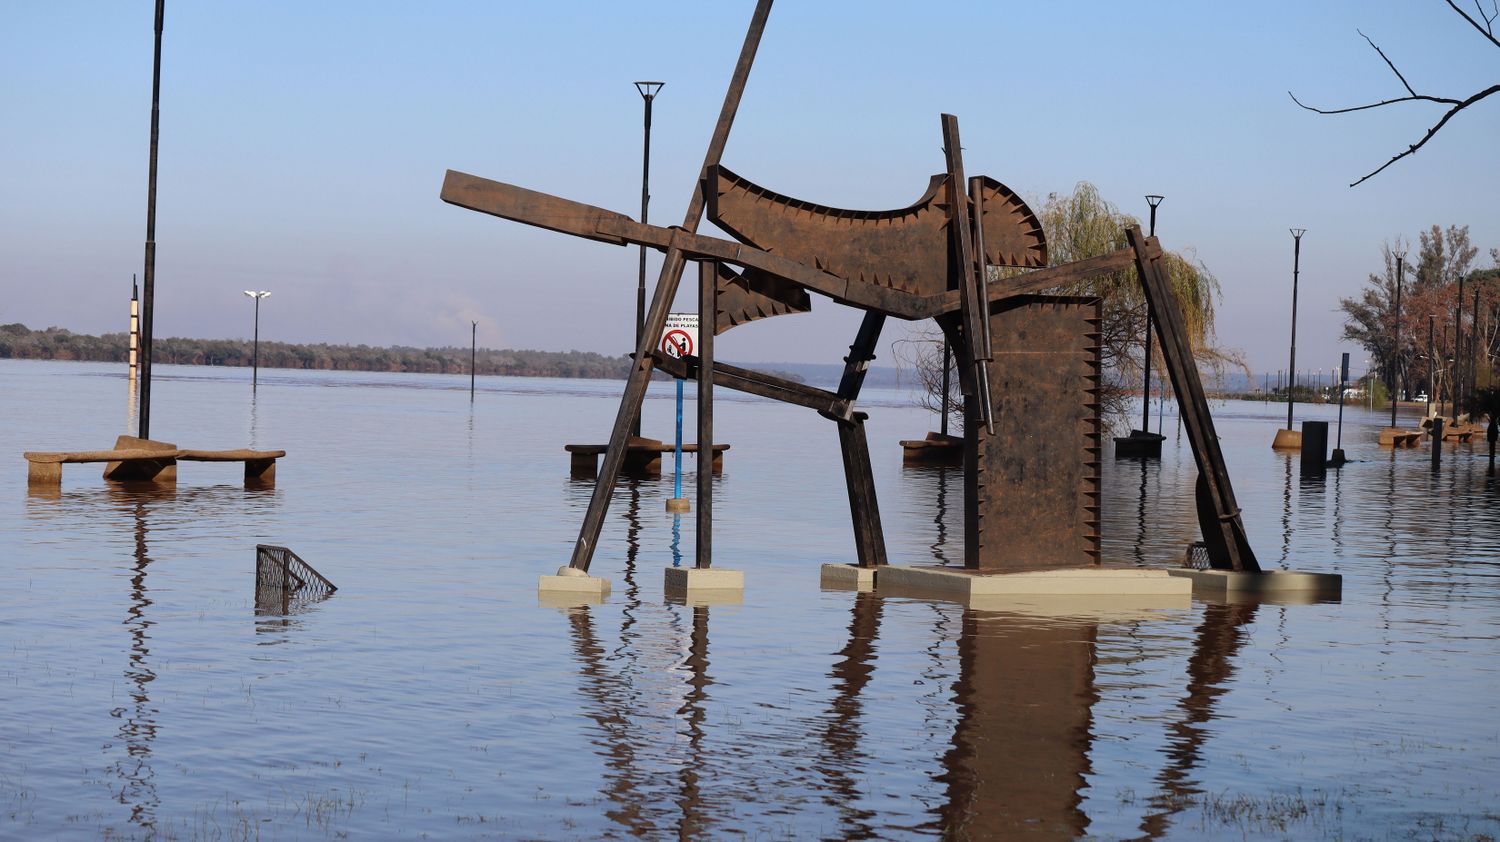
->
<box><xmin>695</xmin><ymin>260</ymin><xmax>716</xmax><ymax>569</ymax></box>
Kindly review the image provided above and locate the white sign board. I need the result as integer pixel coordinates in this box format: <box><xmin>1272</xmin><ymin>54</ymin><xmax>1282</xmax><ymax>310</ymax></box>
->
<box><xmin>659</xmin><ymin>312</ymin><xmax>699</xmax><ymax>359</ymax></box>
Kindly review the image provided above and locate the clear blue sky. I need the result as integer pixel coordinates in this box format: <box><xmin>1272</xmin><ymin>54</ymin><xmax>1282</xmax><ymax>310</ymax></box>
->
<box><xmin>3</xmin><ymin>1</ymin><xmax>1496</xmax><ymax>378</ymax></box>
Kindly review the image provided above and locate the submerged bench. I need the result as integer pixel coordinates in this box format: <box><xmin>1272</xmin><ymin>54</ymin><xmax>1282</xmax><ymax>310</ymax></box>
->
<box><xmin>566</xmin><ymin>437</ymin><xmax>729</xmax><ymax>479</ymax></box>
<box><xmin>25</xmin><ymin>435</ymin><xmax>284</xmax><ymax>488</ymax></box>
<box><xmin>1378</xmin><ymin>428</ymin><xmax>1423</xmax><ymax>448</ymax></box>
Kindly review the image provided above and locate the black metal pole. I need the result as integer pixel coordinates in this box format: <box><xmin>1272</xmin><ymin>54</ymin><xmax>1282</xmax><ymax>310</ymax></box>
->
<box><xmin>1428</xmin><ymin>314</ymin><xmax>1435</xmax><ymax>417</ymax></box>
<box><xmin>137</xmin><ymin>0</ymin><xmax>165</xmax><ymax>440</ymax></box>
<box><xmin>1471</xmin><ymin>286</ymin><xmax>1480</xmax><ymax>417</ymax></box>
<box><xmin>1286</xmin><ymin>229</ymin><xmax>1305</xmax><ymax>431</ymax></box>
<box><xmin>470</xmin><ymin>320</ymin><xmax>477</xmax><ymax>401</ymax></box>
<box><xmin>1142</xmin><ymin>196</ymin><xmax>1161</xmax><ymax>433</ymax></box>
<box><xmin>632</xmin><ymin>81</ymin><xmax>661</xmax><ymax>439</ymax></box>
<box><xmin>252</xmin><ymin>295</ymin><xmax>260</xmax><ymax>388</ymax></box>
<box><xmin>1455</xmin><ymin>271</ymin><xmax>1466</xmax><ymax>417</ymax></box>
<box><xmin>940</xmin><ymin>337</ymin><xmax>951</xmax><ymax>437</ymax></box>
<box><xmin>1392</xmin><ymin>255</ymin><xmax>1404</xmax><ymax>428</ymax></box>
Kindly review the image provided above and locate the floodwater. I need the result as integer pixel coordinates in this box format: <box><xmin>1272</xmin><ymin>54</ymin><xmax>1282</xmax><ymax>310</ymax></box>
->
<box><xmin>3</xmin><ymin>358</ymin><xmax>1498</xmax><ymax>840</ymax></box>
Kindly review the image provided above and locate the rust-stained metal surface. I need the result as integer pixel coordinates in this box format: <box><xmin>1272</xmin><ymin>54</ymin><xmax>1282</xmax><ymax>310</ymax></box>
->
<box><xmin>707</xmin><ymin>165</ymin><xmax>1045</xmax><ymax>300</ymax></box>
<box><xmin>439</xmin><ymin>1</ymin><xmax>1260</xmax><ymax>578</ymax></box>
<box><xmin>963</xmin><ymin>296</ymin><xmax>1102</xmax><ymax>571</ymax></box>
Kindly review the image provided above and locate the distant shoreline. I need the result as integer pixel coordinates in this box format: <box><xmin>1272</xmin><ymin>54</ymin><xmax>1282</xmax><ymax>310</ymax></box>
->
<box><xmin>0</xmin><ymin>323</ymin><xmax>811</xmax><ymax>385</ymax></box>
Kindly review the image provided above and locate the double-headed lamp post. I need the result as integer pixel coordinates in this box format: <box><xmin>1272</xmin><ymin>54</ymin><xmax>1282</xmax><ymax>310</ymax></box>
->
<box><xmin>243</xmin><ymin>290</ymin><xmax>271</xmax><ymax>388</ymax></box>
<box><xmin>631</xmin><ymin>80</ymin><xmax>663</xmax><ymax>439</ymax></box>
<box><xmin>1286</xmin><ymin>229</ymin><xmax>1306</xmax><ymax>431</ymax></box>
<box><xmin>1141</xmin><ymin>194</ymin><xmax>1163</xmax><ymax>434</ymax></box>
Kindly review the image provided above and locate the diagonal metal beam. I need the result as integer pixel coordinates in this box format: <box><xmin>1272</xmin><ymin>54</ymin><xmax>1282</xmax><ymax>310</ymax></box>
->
<box><xmin>566</xmin><ymin>0</ymin><xmax>774</xmax><ymax>573</ymax></box>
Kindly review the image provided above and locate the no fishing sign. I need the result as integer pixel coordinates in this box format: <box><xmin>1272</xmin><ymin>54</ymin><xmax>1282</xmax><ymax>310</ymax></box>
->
<box><xmin>659</xmin><ymin>313</ymin><xmax>699</xmax><ymax>359</ymax></box>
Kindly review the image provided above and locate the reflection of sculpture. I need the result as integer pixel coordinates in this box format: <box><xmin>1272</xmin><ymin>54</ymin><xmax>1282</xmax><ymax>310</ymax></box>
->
<box><xmin>442</xmin><ymin>0</ymin><xmax>1258</xmax><ymax>575</ymax></box>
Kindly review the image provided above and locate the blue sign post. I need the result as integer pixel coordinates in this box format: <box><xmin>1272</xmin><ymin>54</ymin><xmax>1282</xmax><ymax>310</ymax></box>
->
<box><xmin>661</xmin><ymin>316</ymin><xmax>696</xmax><ymax>513</ymax></box>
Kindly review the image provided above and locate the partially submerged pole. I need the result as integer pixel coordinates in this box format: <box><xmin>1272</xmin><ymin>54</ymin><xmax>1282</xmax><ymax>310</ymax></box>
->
<box><xmin>137</xmin><ymin>0</ymin><xmax>165</xmax><ymax>439</ymax></box>
<box><xmin>128</xmin><ymin>276</ymin><xmax>139</xmax><ymax>379</ymax></box>
<box><xmin>470</xmin><ymin>320</ymin><xmax>476</xmax><ymax>401</ymax></box>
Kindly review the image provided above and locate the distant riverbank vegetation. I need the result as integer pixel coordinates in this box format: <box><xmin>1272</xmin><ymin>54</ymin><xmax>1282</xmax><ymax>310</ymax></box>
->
<box><xmin>0</xmin><ymin>323</ymin><xmax>643</xmax><ymax>379</ymax></box>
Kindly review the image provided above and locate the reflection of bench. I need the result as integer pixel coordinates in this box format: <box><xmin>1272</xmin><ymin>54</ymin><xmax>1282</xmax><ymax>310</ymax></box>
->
<box><xmin>25</xmin><ymin>436</ymin><xmax>283</xmax><ymax>488</ymax></box>
<box><xmin>565</xmin><ymin>437</ymin><xmax>728</xmax><ymax>479</ymax></box>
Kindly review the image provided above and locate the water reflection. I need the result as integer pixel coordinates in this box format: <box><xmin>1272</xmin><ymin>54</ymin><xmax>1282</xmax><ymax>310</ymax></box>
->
<box><xmin>816</xmin><ymin>591</ymin><xmax>884</xmax><ymax>839</ymax></box>
<box><xmin>1133</xmin><ymin>600</ymin><xmax>1259</xmax><ymax>840</ymax></box>
<box><xmin>933</xmin><ymin>608</ymin><xmax>1096</xmax><ymax>838</ymax></box>
<box><xmin>105</xmin><ymin>486</ymin><xmax>168</xmax><ymax>836</ymax></box>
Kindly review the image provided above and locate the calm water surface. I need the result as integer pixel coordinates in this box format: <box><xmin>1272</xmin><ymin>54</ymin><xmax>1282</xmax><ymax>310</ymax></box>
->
<box><xmin>2</xmin><ymin>359</ymin><xmax>1498</xmax><ymax>840</ymax></box>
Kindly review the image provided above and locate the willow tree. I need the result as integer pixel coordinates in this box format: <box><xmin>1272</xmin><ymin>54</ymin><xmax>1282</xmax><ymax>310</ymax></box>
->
<box><xmin>897</xmin><ymin>182</ymin><xmax>1240</xmax><ymax>432</ymax></box>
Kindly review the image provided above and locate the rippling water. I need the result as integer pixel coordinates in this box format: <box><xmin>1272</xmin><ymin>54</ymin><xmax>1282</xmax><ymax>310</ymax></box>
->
<box><xmin>3</xmin><ymin>359</ymin><xmax>1497</xmax><ymax>840</ymax></box>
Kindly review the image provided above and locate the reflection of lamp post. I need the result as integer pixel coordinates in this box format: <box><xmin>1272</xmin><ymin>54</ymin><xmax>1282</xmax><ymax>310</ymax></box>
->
<box><xmin>1141</xmin><ymin>194</ymin><xmax>1163</xmax><ymax>435</ymax></box>
<box><xmin>1286</xmin><ymin>229</ymin><xmax>1306</xmax><ymax>431</ymax></box>
<box><xmin>1391</xmin><ymin>251</ymin><xmax>1405</xmax><ymax>428</ymax></box>
<box><xmin>243</xmin><ymin>290</ymin><xmax>270</xmax><ymax>388</ymax></box>
<box><xmin>631</xmin><ymin>80</ymin><xmax>663</xmax><ymax>439</ymax></box>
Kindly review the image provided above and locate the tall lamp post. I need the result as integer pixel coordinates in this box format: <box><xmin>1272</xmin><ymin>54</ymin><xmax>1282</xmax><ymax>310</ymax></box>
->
<box><xmin>1391</xmin><ymin>252</ymin><xmax>1405</xmax><ymax>429</ymax></box>
<box><xmin>1285</xmin><ymin>228</ymin><xmax>1306</xmax><ymax>432</ymax></box>
<box><xmin>471</xmin><ymin>320</ymin><xmax>477</xmax><ymax>401</ymax></box>
<box><xmin>1141</xmin><ymin>194</ymin><xmax>1163</xmax><ymax>435</ymax></box>
<box><xmin>1454</xmin><ymin>267</ymin><xmax>1467</xmax><ymax>417</ymax></box>
<box><xmin>631</xmin><ymin>80</ymin><xmax>663</xmax><ymax>439</ymax></box>
<box><xmin>243</xmin><ymin>290</ymin><xmax>270</xmax><ymax>388</ymax></box>
<box><xmin>1427</xmin><ymin>314</ymin><xmax>1436</xmax><ymax>417</ymax></box>
<box><xmin>137</xmin><ymin>0</ymin><xmax>166</xmax><ymax>440</ymax></box>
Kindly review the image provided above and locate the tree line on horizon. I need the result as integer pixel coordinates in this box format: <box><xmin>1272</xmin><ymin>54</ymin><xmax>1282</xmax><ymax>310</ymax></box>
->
<box><xmin>0</xmin><ymin>323</ymin><xmax>811</xmax><ymax>384</ymax></box>
<box><xmin>0</xmin><ymin>323</ymin><xmax>640</xmax><ymax>379</ymax></box>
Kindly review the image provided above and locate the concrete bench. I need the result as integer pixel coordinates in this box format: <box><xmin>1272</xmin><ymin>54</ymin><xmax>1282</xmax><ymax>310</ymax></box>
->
<box><xmin>566</xmin><ymin>437</ymin><xmax>728</xmax><ymax>479</ymax></box>
<box><xmin>25</xmin><ymin>435</ymin><xmax>283</xmax><ymax>488</ymax></box>
<box><xmin>1378</xmin><ymin>428</ymin><xmax>1423</xmax><ymax>448</ymax></box>
<box><xmin>900</xmin><ymin>431</ymin><xmax>962</xmax><ymax>466</ymax></box>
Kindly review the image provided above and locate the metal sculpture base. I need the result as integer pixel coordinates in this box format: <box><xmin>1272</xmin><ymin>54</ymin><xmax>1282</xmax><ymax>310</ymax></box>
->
<box><xmin>820</xmin><ymin>563</ymin><xmax>876</xmax><ymax>591</ymax></box>
<box><xmin>874</xmin><ymin>565</ymin><xmax>1190</xmax><ymax>613</ymax></box>
<box><xmin>1167</xmin><ymin>568</ymin><xmax>1342</xmax><ymax>596</ymax></box>
<box><xmin>1113</xmin><ymin>430</ymin><xmax>1164</xmax><ymax>459</ymax></box>
<box><xmin>538</xmin><ymin>566</ymin><xmax>611</xmax><ymax>600</ymax></box>
<box><xmin>664</xmin><ymin>568</ymin><xmax>744</xmax><ymax>606</ymax></box>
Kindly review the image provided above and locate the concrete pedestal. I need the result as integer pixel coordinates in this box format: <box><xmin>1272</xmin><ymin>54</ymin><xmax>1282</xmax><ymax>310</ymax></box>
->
<box><xmin>664</xmin><ymin>567</ymin><xmax>743</xmax><ymax>606</ymax></box>
<box><xmin>1271</xmin><ymin>428</ymin><xmax>1302</xmax><ymax>450</ymax></box>
<box><xmin>1168</xmin><ymin>568</ymin><xmax>1341</xmax><ymax>597</ymax></box>
<box><xmin>538</xmin><ymin>565</ymin><xmax>611</xmax><ymax>599</ymax></box>
<box><xmin>820</xmin><ymin>563</ymin><xmax>876</xmax><ymax>591</ymax></box>
<box><xmin>874</xmin><ymin>566</ymin><xmax>1189</xmax><ymax>613</ymax></box>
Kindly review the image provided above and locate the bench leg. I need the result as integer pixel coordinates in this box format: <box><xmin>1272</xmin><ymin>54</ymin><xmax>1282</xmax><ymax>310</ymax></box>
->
<box><xmin>621</xmin><ymin>450</ymin><xmax>661</xmax><ymax>478</ymax></box>
<box><xmin>28</xmin><ymin>462</ymin><xmax>61</xmax><ymax>488</ymax></box>
<box><xmin>245</xmin><ymin>459</ymin><xmax>276</xmax><ymax>485</ymax></box>
<box><xmin>570</xmin><ymin>452</ymin><xmax>599</xmax><ymax>479</ymax></box>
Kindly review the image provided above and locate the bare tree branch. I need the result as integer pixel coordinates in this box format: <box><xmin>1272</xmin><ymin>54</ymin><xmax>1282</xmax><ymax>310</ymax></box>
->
<box><xmin>1350</xmin><ymin>84</ymin><xmax>1500</xmax><ymax>186</ymax></box>
<box><xmin>1447</xmin><ymin>0</ymin><xmax>1500</xmax><ymax>50</ymax></box>
<box><xmin>1291</xmin><ymin>4</ymin><xmax>1500</xmax><ymax>186</ymax></box>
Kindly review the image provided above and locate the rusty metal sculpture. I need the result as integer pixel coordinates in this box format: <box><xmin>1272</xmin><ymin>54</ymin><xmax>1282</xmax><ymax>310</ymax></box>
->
<box><xmin>441</xmin><ymin>0</ymin><xmax>1258</xmax><ymax>576</ymax></box>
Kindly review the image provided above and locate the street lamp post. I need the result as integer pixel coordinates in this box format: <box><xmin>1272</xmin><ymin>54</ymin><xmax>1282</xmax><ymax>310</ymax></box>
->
<box><xmin>1455</xmin><ymin>268</ymin><xmax>1467</xmax><ymax>417</ymax></box>
<box><xmin>1286</xmin><ymin>229</ymin><xmax>1306</xmax><ymax>431</ymax></box>
<box><xmin>243</xmin><ymin>291</ymin><xmax>270</xmax><ymax>388</ymax></box>
<box><xmin>631</xmin><ymin>80</ymin><xmax>663</xmax><ymax>439</ymax></box>
<box><xmin>1141</xmin><ymin>194</ymin><xmax>1163</xmax><ymax>435</ymax></box>
<box><xmin>1391</xmin><ymin>252</ymin><xmax>1405</xmax><ymax>429</ymax></box>
<box><xmin>1427</xmin><ymin>314</ymin><xmax>1436</xmax><ymax>417</ymax></box>
<box><xmin>471</xmin><ymin>320</ymin><xmax>477</xmax><ymax>401</ymax></box>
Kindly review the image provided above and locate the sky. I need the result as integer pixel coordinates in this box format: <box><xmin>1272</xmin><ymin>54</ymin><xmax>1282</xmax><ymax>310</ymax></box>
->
<box><xmin>3</xmin><ymin>1</ymin><xmax>1497</xmax><ymax>380</ymax></box>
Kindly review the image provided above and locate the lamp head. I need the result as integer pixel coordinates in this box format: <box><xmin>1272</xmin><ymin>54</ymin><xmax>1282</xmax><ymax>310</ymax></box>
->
<box><xmin>1290</xmin><ymin>228</ymin><xmax>1307</xmax><ymax>240</ymax></box>
<box><xmin>1145</xmin><ymin>194</ymin><xmax>1164</xmax><ymax>208</ymax></box>
<box><xmin>634</xmin><ymin>81</ymin><xmax>664</xmax><ymax>100</ymax></box>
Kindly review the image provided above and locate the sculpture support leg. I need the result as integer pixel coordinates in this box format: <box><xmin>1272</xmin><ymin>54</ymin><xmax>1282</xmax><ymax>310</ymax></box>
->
<box><xmin>838</xmin><ymin>414</ymin><xmax>887</xmax><ymax>568</ymax></box>
<box><xmin>696</xmin><ymin>260</ymin><xmax>716</xmax><ymax>570</ymax></box>
<box><xmin>564</xmin><ymin>0</ymin><xmax>772</xmax><ymax>574</ymax></box>
<box><xmin>1130</xmin><ymin>228</ymin><xmax>1259</xmax><ymax>572</ymax></box>
<box><xmin>828</xmin><ymin>311</ymin><xmax>888</xmax><ymax>568</ymax></box>
<box><xmin>568</xmin><ymin>248</ymin><xmax>688</xmax><ymax>571</ymax></box>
